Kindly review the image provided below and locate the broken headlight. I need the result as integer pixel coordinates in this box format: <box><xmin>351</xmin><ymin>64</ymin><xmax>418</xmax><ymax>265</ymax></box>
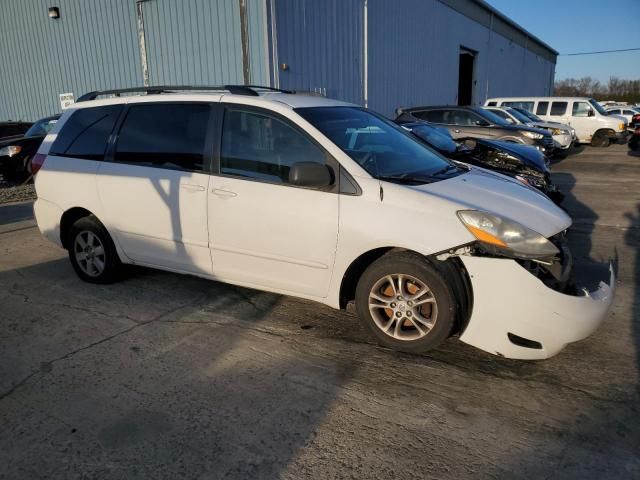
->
<box><xmin>457</xmin><ymin>210</ymin><xmax>559</xmax><ymax>260</ymax></box>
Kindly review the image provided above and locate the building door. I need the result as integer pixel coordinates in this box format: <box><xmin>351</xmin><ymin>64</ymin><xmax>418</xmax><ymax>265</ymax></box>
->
<box><xmin>458</xmin><ymin>48</ymin><xmax>476</xmax><ymax>106</ymax></box>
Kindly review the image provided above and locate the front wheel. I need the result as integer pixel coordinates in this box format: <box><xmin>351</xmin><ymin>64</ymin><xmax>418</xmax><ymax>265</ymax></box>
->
<box><xmin>355</xmin><ymin>252</ymin><xmax>457</xmax><ymax>354</ymax></box>
<box><xmin>591</xmin><ymin>131</ymin><xmax>610</xmax><ymax>148</ymax></box>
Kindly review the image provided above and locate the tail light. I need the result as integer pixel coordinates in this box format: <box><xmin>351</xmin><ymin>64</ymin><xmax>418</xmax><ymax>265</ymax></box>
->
<box><xmin>31</xmin><ymin>153</ymin><xmax>47</xmax><ymax>175</ymax></box>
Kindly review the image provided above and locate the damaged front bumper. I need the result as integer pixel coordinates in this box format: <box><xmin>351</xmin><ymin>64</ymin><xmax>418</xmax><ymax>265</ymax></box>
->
<box><xmin>458</xmin><ymin>255</ymin><xmax>615</xmax><ymax>360</ymax></box>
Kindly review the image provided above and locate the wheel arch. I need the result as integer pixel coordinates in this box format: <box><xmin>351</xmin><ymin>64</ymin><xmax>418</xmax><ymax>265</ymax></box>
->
<box><xmin>59</xmin><ymin>207</ymin><xmax>99</xmax><ymax>250</ymax></box>
<box><xmin>338</xmin><ymin>248</ymin><xmax>473</xmax><ymax>334</ymax></box>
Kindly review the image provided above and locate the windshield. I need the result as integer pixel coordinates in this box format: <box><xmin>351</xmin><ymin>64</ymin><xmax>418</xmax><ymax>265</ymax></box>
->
<box><xmin>476</xmin><ymin>108</ymin><xmax>510</xmax><ymax>126</ymax></box>
<box><xmin>296</xmin><ymin>107</ymin><xmax>460</xmax><ymax>183</ymax></box>
<box><xmin>25</xmin><ymin>118</ymin><xmax>57</xmax><ymax>137</ymax></box>
<box><xmin>514</xmin><ymin>108</ymin><xmax>542</xmax><ymax>122</ymax></box>
<box><xmin>404</xmin><ymin>123</ymin><xmax>457</xmax><ymax>154</ymax></box>
<box><xmin>588</xmin><ymin>99</ymin><xmax>608</xmax><ymax>116</ymax></box>
<box><xmin>505</xmin><ymin>108</ymin><xmax>533</xmax><ymax>124</ymax></box>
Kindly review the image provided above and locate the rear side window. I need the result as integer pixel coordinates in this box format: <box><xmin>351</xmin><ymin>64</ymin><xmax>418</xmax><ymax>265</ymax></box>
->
<box><xmin>549</xmin><ymin>102</ymin><xmax>568</xmax><ymax>116</ymax></box>
<box><xmin>502</xmin><ymin>101</ymin><xmax>534</xmax><ymax>111</ymax></box>
<box><xmin>536</xmin><ymin>102</ymin><xmax>549</xmax><ymax>115</ymax></box>
<box><xmin>50</xmin><ymin>105</ymin><xmax>122</xmax><ymax>160</ymax></box>
<box><xmin>115</xmin><ymin>103</ymin><xmax>210</xmax><ymax>171</ymax></box>
<box><xmin>220</xmin><ymin>108</ymin><xmax>327</xmax><ymax>185</ymax></box>
<box><xmin>486</xmin><ymin>101</ymin><xmax>497</xmax><ymax>107</ymax></box>
<box><xmin>413</xmin><ymin>110</ymin><xmax>446</xmax><ymax>123</ymax></box>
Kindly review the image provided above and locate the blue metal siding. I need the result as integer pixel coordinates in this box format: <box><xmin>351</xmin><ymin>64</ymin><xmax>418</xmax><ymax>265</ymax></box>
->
<box><xmin>273</xmin><ymin>0</ymin><xmax>364</xmax><ymax>104</ymax></box>
<box><xmin>0</xmin><ymin>0</ymin><xmax>141</xmax><ymax>121</ymax></box>
<box><xmin>247</xmin><ymin>0</ymin><xmax>270</xmax><ymax>85</ymax></box>
<box><xmin>367</xmin><ymin>0</ymin><xmax>555</xmax><ymax>117</ymax></box>
<box><xmin>141</xmin><ymin>0</ymin><xmax>245</xmax><ymax>86</ymax></box>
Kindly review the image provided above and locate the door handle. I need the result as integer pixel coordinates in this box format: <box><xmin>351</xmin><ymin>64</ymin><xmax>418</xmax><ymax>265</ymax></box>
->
<box><xmin>212</xmin><ymin>187</ymin><xmax>237</xmax><ymax>198</ymax></box>
<box><xmin>181</xmin><ymin>184</ymin><xmax>206</xmax><ymax>192</ymax></box>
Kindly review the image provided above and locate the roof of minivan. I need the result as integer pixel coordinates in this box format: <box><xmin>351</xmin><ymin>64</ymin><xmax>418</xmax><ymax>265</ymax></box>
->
<box><xmin>69</xmin><ymin>91</ymin><xmax>355</xmax><ymax>111</ymax></box>
<box><xmin>486</xmin><ymin>97</ymin><xmax>594</xmax><ymax>101</ymax></box>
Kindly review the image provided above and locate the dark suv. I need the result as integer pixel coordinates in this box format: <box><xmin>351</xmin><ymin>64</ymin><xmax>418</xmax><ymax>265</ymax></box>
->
<box><xmin>396</xmin><ymin>106</ymin><xmax>554</xmax><ymax>154</ymax></box>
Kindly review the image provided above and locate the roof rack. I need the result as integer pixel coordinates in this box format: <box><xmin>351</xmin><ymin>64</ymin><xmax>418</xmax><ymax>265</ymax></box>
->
<box><xmin>76</xmin><ymin>85</ymin><xmax>295</xmax><ymax>102</ymax></box>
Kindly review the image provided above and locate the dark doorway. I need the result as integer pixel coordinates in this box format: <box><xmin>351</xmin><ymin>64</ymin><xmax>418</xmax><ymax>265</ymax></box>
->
<box><xmin>458</xmin><ymin>48</ymin><xmax>475</xmax><ymax>106</ymax></box>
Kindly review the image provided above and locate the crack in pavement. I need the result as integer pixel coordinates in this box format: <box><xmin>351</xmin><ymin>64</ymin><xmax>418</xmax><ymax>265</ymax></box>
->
<box><xmin>0</xmin><ymin>295</ymin><xmax>206</xmax><ymax>403</ymax></box>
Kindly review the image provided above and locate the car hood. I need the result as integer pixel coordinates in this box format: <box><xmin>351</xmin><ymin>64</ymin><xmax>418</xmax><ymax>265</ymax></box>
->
<box><xmin>0</xmin><ymin>134</ymin><xmax>26</xmax><ymax>145</ymax></box>
<box><xmin>533</xmin><ymin>121</ymin><xmax>570</xmax><ymax>131</ymax></box>
<box><xmin>471</xmin><ymin>138</ymin><xmax>548</xmax><ymax>172</ymax></box>
<box><xmin>414</xmin><ymin>167</ymin><xmax>570</xmax><ymax>237</ymax></box>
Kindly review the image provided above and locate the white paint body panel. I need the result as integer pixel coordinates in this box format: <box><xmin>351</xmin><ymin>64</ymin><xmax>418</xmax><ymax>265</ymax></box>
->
<box><xmin>459</xmin><ymin>256</ymin><xmax>615</xmax><ymax>360</ymax></box>
<box><xmin>33</xmin><ymin>92</ymin><xmax>613</xmax><ymax>360</ymax></box>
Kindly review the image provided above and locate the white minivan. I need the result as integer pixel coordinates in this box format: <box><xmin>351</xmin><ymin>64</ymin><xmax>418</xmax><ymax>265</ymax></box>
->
<box><xmin>485</xmin><ymin>97</ymin><xmax>628</xmax><ymax>147</ymax></box>
<box><xmin>33</xmin><ymin>86</ymin><xmax>614</xmax><ymax>360</ymax></box>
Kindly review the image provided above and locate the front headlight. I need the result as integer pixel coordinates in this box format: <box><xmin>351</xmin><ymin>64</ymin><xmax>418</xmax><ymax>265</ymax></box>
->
<box><xmin>522</xmin><ymin>131</ymin><xmax>543</xmax><ymax>140</ymax></box>
<box><xmin>0</xmin><ymin>145</ymin><xmax>22</xmax><ymax>157</ymax></box>
<box><xmin>551</xmin><ymin>128</ymin><xmax>563</xmax><ymax>135</ymax></box>
<box><xmin>457</xmin><ymin>210</ymin><xmax>559</xmax><ymax>260</ymax></box>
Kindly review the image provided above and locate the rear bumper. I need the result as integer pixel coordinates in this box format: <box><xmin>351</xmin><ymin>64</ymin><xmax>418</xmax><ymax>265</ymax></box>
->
<box><xmin>33</xmin><ymin>198</ymin><xmax>63</xmax><ymax>247</ymax></box>
<box><xmin>459</xmin><ymin>256</ymin><xmax>615</xmax><ymax>360</ymax></box>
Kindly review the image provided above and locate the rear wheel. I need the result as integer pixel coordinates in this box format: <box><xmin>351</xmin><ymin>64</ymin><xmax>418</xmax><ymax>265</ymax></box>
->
<box><xmin>355</xmin><ymin>252</ymin><xmax>457</xmax><ymax>354</ymax></box>
<box><xmin>591</xmin><ymin>131</ymin><xmax>610</xmax><ymax>148</ymax></box>
<box><xmin>68</xmin><ymin>216</ymin><xmax>121</xmax><ymax>284</ymax></box>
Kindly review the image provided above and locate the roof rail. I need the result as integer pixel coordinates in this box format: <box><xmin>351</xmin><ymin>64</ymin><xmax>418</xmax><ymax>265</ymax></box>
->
<box><xmin>76</xmin><ymin>84</ymin><xmax>294</xmax><ymax>102</ymax></box>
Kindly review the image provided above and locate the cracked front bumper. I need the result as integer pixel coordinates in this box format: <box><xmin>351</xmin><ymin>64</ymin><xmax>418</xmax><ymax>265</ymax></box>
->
<box><xmin>458</xmin><ymin>256</ymin><xmax>615</xmax><ymax>360</ymax></box>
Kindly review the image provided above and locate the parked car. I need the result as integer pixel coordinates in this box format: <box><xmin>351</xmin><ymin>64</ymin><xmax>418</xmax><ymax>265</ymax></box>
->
<box><xmin>33</xmin><ymin>85</ymin><xmax>614</xmax><ymax>360</ymax></box>
<box><xmin>485</xmin><ymin>97</ymin><xmax>628</xmax><ymax>147</ymax></box>
<box><xmin>397</xmin><ymin>120</ymin><xmax>562</xmax><ymax>203</ymax></box>
<box><xmin>630</xmin><ymin>112</ymin><xmax>640</xmax><ymax>130</ymax></box>
<box><xmin>630</xmin><ymin>127</ymin><xmax>640</xmax><ymax>152</ymax></box>
<box><xmin>605</xmin><ymin>106</ymin><xmax>640</xmax><ymax>124</ymax></box>
<box><xmin>483</xmin><ymin>106</ymin><xmax>574</xmax><ymax>152</ymax></box>
<box><xmin>0</xmin><ymin>121</ymin><xmax>32</xmax><ymax>141</ymax></box>
<box><xmin>395</xmin><ymin>105</ymin><xmax>555</xmax><ymax>155</ymax></box>
<box><xmin>0</xmin><ymin>115</ymin><xmax>59</xmax><ymax>181</ymax></box>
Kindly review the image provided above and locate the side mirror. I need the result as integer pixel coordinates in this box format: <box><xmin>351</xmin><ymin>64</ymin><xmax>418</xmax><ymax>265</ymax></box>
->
<box><xmin>475</xmin><ymin>119</ymin><xmax>490</xmax><ymax>127</ymax></box>
<box><xmin>587</xmin><ymin>109</ymin><xmax>595</xmax><ymax>117</ymax></box>
<box><xmin>289</xmin><ymin>161</ymin><xmax>333</xmax><ymax>188</ymax></box>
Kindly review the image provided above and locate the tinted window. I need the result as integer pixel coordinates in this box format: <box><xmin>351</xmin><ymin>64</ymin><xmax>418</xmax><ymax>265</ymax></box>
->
<box><xmin>502</xmin><ymin>101</ymin><xmax>534</xmax><ymax>111</ymax></box>
<box><xmin>413</xmin><ymin>110</ymin><xmax>446</xmax><ymax>123</ymax></box>
<box><xmin>536</xmin><ymin>102</ymin><xmax>549</xmax><ymax>115</ymax></box>
<box><xmin>487</xmin><ymin>101</ymin><xmax>497</xmax><ymax>107</ymax></box>
<box><xmin>50</xmin><ymin>106</ymin><xmax>122</xmax><ymax>160</ymax></box>
<box><xmin>572</xmin><ymin>102</ymin><xmax>592</xmax><ymax>117</ymax></box>
<box><xmin>221</xmin><ymin>108</ymin><xmax>327</xmax><ymax>185</ymax></box>
<box><xmin>487</xmin><ymin>109</ymin><xmax>513</xmax><ymax>123</ymax></box>
<box><xmin>623</xmin><ymin>110</ymin><xmax>635</xmax><ymax>115</ymax></box>
<box><xmin>549</xmin><ymin>102</ymin><xmax>568</xmax><ymax>116</ymax></box>
<box><xmin>607</xmin><ymin>109</ymin><xmax>620</xmax><ymax>115</ymax></box>
<box><xmin>115</xmin><ymin>103</ymin><xmax>209</xmax><ymax>171</ymax></box>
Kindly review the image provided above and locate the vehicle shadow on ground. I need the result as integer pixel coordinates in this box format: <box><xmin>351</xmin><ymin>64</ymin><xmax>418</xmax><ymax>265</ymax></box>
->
<box><xmin>0</xmin><ymin>257</ymin><xmax>357</xmax><ymax>479</ymax></box>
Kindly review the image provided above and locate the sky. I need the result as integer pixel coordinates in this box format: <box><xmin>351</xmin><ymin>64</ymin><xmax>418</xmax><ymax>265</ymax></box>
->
<box><xmin>485</xmin><ymin>0</ymin><xmax>640</xmax><ymax>83</ymax></box>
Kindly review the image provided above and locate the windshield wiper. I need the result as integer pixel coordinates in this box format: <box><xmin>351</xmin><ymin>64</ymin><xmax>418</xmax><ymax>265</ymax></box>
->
<box><xmin>376</xmin><ymin>174</ymin><xmax>432</xmax><ymax>185</ymax></box>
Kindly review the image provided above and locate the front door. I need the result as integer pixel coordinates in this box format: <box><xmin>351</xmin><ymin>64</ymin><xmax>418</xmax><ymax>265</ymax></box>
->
<box><xmin>208</xmin><ymin>106</ymin><xmax>339</xmax><ymax>297</ymax></box>
<box><xmin>97</xmin><ymin>102</ymin><xmax>214</xmax><ymax>275</ymax></box>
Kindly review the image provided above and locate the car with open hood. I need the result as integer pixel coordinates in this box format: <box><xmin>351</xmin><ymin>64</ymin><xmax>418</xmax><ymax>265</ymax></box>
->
<box><xmin>397</xmin><ymin>120</ymin><xmax>562</xmax><ymax>204</ymax></box>
<box><xmin>32</xmin><ymin>85</ymin><xmax>615</xmax><ymax>360</ymax></box>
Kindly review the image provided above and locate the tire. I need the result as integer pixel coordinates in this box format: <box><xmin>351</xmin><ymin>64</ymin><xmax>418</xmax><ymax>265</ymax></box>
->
<box><xmin>355</xmin><ymin>251</ymin><xmax>457</xmax><ymax>354</ymax></box>
<box><xmin>68</xmin><ymin>216</ymin><xmax>121</xmax><ymax>284</ymax></box>
<box><xmin>591</xmin><ymin>131</ymin><xmax>610</xmax><ymax>148</ymax></box>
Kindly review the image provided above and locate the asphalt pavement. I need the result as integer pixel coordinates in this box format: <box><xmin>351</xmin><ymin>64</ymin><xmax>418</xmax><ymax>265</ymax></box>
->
<box><xmin>0</xmin><ymin>144</ymin><xmax>638</xmax><ymax>479</ymax></box>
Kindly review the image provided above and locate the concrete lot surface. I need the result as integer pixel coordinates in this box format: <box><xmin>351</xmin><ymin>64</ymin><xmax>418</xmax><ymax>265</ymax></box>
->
<box><xmin>1</xmin><ymin>145</ymin><xmax>639</xmax><ymax>479</ymax></box>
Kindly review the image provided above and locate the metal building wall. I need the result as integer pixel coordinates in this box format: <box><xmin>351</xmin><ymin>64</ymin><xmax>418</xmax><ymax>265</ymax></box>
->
<box><xmin>271</xmin><ymin>0</ymin><xmax>365</xmax><ymax>105</ymax></box>
<box><xmin>0</xmin><ymin>0</ymin><xmax>141</xmax><ymax>121</ymax></box>
<box><xmin>366</xmin><ymin>0</ymin><xmax>556</xmax><ymax>117</ymax></box>
<box><xmin>0</xmin><ymin>0</ymin><xmax>270</xmax><ymax>122</ymax></box>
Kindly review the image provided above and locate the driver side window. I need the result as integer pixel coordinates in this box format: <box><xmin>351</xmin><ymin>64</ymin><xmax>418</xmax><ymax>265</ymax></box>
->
<box><xmin>220</xmin><ymin>108</ymin><xmax>328</xmax><ymax>186</ymax></box>
<box><xmin>572</xmin><ymin>102</ymin><xmax>592</xmax><ymax>117</ymax></box>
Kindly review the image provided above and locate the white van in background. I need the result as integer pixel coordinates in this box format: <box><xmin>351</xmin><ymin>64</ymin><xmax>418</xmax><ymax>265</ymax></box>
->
<box><xmin>485</xmin><ymin>97</ymin><xmax>628</xmax><ymax>147</ymax></box>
